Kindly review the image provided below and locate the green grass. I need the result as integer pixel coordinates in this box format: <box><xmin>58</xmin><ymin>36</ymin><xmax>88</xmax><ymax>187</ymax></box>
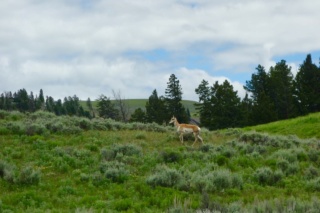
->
<box><xmin>243</xmin><ymin>112</ymin><xmax>320</xmax><ymax>139</ymax></box>
<box><xmin>1</xmin><ymin>111</ymin><xmax>320</xmax><ymax>212</ymax></box>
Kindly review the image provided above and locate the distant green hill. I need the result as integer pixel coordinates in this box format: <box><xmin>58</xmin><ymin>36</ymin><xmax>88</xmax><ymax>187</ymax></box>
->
<box><xmin>81</xmin><ymin>99</ymin><xmax>199</xmax><ymax>115</ymax></box>
<box><xmin>243</xmin><ymin>112</ymin><xmax>320</xmax><ymax>139</ymax></box>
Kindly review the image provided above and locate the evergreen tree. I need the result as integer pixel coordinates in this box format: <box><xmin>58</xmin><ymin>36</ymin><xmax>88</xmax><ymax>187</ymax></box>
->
<box><xmin>269</xmin><ymin>60</ymin><xmax>296</xmax><ymax>119</ymax></box>
<box><xmin>195</xmin><ymin>80</ymin><xmax>212</xmax><ymax>127</ymax></box>
<box><xmin>14</xmin><ymin>89</ymin><xmax>29</xmax><ymax>112</ymax></box>
<box><xmin>209</xmin><ymin>80</ymin><xmax>241</xmax><ymax>129</ymax></box>
<box><xmin>0</xmin><ymin>92</ymin><xmax>13</xmax><ymax>110</ymax></box>
<box><xmin>0</xmin><ymin>93</ymin><xmax>4</xmax><ymax>110</ymax></box>
<box><xmin>130</xmin><ymin>108</ymin><xmax>146</xmax><ymax>123</ymax></box>
<box><xmin>165</xmin><ymin>74</ymin><xmax>188</xmax><ymax>123</ymax></box>
<box><xmin>86</xmin><ymin>97</ymin><xmax>95</xmax><ymax>118</ymax></box>
<box><xmin>63</xmin><ymin>95</ymin><xmax>80</xmax><ymax>116</ymax></box>
<box><xmin>244</xmin><ymin>65</ymin><xmax>277</xmax><ymax>124</ymax></box>
<box><xmin>36</xmin><ymin>89</ymin><xmax>45</xmax><ymax>110</ymax></box>
<box><xmin>96</xmin><ymin>95</ymin><xmax>119</xmax><ymax>119</ymax></box>
<box><xmin>145</xmin><ymin>89</ymin><xmax>166</xmax><ymax>124</ymax></box>
<box><xmin>45</xmin><ymin>96</ymin><xmax>55</xmax><ymax>112</ymax></box>
<box><xmin>54</xmin><ymin>99</ymin><xmax>65</xmax><ymax>115</ymax></box>
<box><xmin>28</xmin><ymin>91</ymin><xmax>36</xmax><ymax>112</ymax></box>
<box><xmin>195</xmin><ymin>80</ymin><xmax>242</xmax><ymax>130</ymax></box>
<box><xmin>239</xmin><ymin>93</ymin><xmax>254</xmax><ymax>126</ymax></box>
<box><xmin>294</xmin><ymin>54</ymin><xmax>320</xmax><ymax>114</ymax></box>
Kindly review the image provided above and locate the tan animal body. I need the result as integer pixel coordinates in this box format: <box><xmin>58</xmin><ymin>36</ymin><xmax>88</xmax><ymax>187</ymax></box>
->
<box><xmin>169</xmin><ymin>116</ymin><xmax>204</xmax><ymax>146</ymax></box>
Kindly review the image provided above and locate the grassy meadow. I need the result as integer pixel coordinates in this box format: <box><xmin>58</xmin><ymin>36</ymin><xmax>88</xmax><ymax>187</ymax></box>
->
<box><xmin>1</xmin><ymin>110</ymin><xmax>320</xmax><ymax>212</ymax></box>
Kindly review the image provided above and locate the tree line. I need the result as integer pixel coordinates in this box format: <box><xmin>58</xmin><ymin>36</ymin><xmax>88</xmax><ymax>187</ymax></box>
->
<box><xmin>131</xmin><ymin>54</ymin><xmax>320</xmax><ymax>129</ymax></box>
<box><xmin>0</xmin><ymin>89</ymin><xmax>94</xmax><ymax>118</ymax></box>
<box><xmin>1</xmin><ymin>54</ymin><xmax>319</xmax><ymax>130</ymax></box>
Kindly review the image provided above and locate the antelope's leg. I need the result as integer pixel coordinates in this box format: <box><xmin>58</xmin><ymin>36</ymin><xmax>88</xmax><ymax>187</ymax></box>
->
<box><xmin>198</xmin><ymin>135</ymin><xmax>204</xmax><ymax>145</ymax></box>
<box><xmin>179</xmin><ymin>132</ymin><xmax>184</xmax><ymax>144</ymax></box>
<box><xmin>192</xmin><ymin>132</ymin><xmax>198</xmax><ymax>147</ymax></box>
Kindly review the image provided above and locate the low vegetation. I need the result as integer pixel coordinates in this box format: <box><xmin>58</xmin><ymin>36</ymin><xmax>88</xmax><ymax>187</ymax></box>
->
<box><xmin>1</xmin><ymin>110</ymin><xmax>320</xmax><ymax>212</ymax></box>
<box><xmin>243</xmin><ymin>112</ymin><xmax>320</xmax><ymax>139</ymax></box>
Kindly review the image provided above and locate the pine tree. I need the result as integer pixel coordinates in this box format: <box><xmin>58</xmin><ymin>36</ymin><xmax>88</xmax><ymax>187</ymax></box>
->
<box><xmin>195</xmin><ymin>79</ymin><xmax>211</xmax><ymax>127</ymax></box>
<box><xmin>165</xmin><ymin>74</ymin><xmax>188</xmax><ymax>123</ymax></box>
<box><xmin>294</xmin><ymin>54</ymin><xmax>320</xmax><ymax>114</ymax></box>
<box><xmin>239</xmin><ymin>93</ymin><xmax>254</xmax><ymax>126</ymax></box>
<box><xmin>269</xmin><ymin>60</ymin><xmax>296</xmax><ymax>119</ymax></box>
<box><xmin>28</xmin><ymin>91</ymin><xmax>36</xmax><ymax>112</ymax></box>
<box><xmin>14</xmin><ymin>89</ymin><xmax>29</xmax><ymax>112</ymax></box>
<box><xmin>96</xmin><ymin>95</ymin><xmax>119</xmax><ymax>119</ymax></box>
<box><xmin>195</xmin><ymin>80</ymin><xmax>242</xmax><ymax>130</ymax></box>
<box><xmin>209</xmin><ymin>80</ymin><xmax>241</xmax><ymax>129</ymax></box>
<box><xmin>145</xmin><ymin>89</ymin><xmax>166</xmax><ymax>124</ymax></box>
<box><xmin>244</xmin><ymin>65</ymin><xmax>277</xmax><ymax>124</ymax></box>
<box><xmin>45</xmin><ymin>96</ymin><xmax>55</xmax><ymax>112</ymax></box>
<box><xmin>130</xmin><ymin>108</ymin><xmax>146</xmax><ymax>123</ymax></box>
<box><xmin>86</xmin><ymin>98</ymin><xmax>95</xmax><ymax>118</ymax></box>
<box><xmin>36</xmin><ymin>89</ymin><xmax>45</xmax><ymax>110</ymax></box>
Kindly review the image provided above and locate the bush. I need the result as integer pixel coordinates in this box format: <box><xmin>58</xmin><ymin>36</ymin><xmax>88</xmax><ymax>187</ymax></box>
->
<box><xmin>207</xmin><ymin>169</ymin><xmax>243</xmax><ymax>192</ymax></box>
<box><xmin>199</xmin><ymin>144</ymin><xmax>212</xmax><ymax>153</ymax></box>
<box><xmin>160</xmin><ymin>149</ymin><xmax>182</xmax><ymax>163</ymax></box>
<box><xmin>26</xmin><ymin>123</ymin><xmax>47</xmax><ymax>136</ymax></box>
<box><xmin>101</xmin><ymin>148</ymin><xmax>116</xmax><ymax>161</ymax></box>
<box><xmin>6</xmin><ymin>122</ymin><xmax>25</xmax><ymax>135</ymax></box>
<box><xmin>46</xmin><ymin>120</ymin><xmax>64</xmax><ymax>133</ymax></box>
<box><xmin>100</xmin><ymin>161</ymin><xmax>129</xmax><ymax>183</ymax></box>
<box><xmin>0</xmin><ymin>160</ymin><xmax>16</xmax><ymax>183</ymax></box>
<box><xmin>18</xmin><ymin>166</ymin><xmax>41</xmax><ymax>185</ymax></box>
<box><xmin>29</xmin><ymin>111</ymin><xmax>56</xmax><ymax>120</ymax></box>
<box><xmin>78</xmin><ymin>118</ymin><xmax>92</xmax><ymax>130</ymax></box>
<box><xmin>215</xmin><ymin>155</ymin><xmax>229</xmax><ymax>166</ymax></box>
<box><xmin>272</xmin><ymin>149</ymin><xmax>297</xmax><ymax>163</ymax></box>
<box><xmin>112</xmin><ymin>144</ymin><xmax>142</xmax><ymax>157</ymax></box>
<box><xmin>276</xmin><ymin>158</ymin><xmax>290</xmax><ymax>173</ymax></box>
<box><xmin>304</xmin><ymin>166</ymin><xmax>319</xmax><ymax>180</ymax></box>
<box><xmin>308</xmin><ymin>149</ymin><xmax>319</xmax><ymax>162</ymax></box>
<box><xmin>307</xmin><ymin>177</ymin><xmax>320</xmax><ymax>192</ymax></box>
<box><xmin>146</xmin><ymin>165</ymin><xmax>183</xmax><ymax>188</ymax></box>
<box><xmin>239</xmin><ymin>132</ymin><xmax>269</xmax><ymax>145</ymax></box>
<box><xmin>253</xmin><ymin>167</ymin><xmax>283</xmax><ymax>186</ymax></box>
<box><xmin>92</xmin><ymin>119</ymin><xmax>108</xmax><ymax>130</ymax></box>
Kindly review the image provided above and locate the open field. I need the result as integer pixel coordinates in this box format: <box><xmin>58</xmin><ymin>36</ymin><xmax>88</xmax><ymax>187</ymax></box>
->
<box><xmin>1</xmin><ymin>110</ymin><xmax>320</xmax><ymax>212</ymax></box>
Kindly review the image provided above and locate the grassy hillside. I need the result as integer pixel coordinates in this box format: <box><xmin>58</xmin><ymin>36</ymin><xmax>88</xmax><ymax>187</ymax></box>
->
<box><xmin>243</xmin><ymin>112</ymin><xmax>320</xmax><ymax>139</ymax></box>
<box><xmin>80</xmin><ymin>99</ymin><xmax>199</xmax><ymax>115</ymax></box>
<box><xmin>1</xmin><ymin>110</ymin><xmax>320</xmax><ymax>212</ymax></box>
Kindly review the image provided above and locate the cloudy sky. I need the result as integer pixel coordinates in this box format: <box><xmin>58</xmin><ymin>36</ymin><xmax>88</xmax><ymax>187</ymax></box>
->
<box><xmin>1</xmin><ymin>0</ymin><xmax>320</xmax><ymax>101</ymax></box>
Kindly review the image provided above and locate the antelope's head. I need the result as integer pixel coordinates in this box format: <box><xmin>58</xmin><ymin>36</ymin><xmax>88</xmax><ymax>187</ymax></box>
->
<box><xmin>169</xmin><ymin>116</ymin><xmax>176</xmax><ymax>124</ymax></box>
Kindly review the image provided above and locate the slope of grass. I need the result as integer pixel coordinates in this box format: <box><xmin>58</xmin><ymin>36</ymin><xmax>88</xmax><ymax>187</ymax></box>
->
<box><xmin>243</xmin><ymin>112</ymin><xmax>320</xmax><ymax>139</ymax></box>
<box><xmin>1</xmin><ymin>110</ymin><xmax>320</xmax><ymax>212</ymax></box>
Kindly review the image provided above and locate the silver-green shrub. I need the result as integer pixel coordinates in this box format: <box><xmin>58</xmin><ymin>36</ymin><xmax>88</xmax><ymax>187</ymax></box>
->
<box><xmin>304</xmin><ymin>166</ymin><xmax>319</xmax><ymax>180</ymax></box>
<box><xmin>146</xmin><ymin>165</ymin><xmax>183</xmax><ymax>188</ymax></box>
<box><xmin>253</xmin><ymin>167</ymin><xmax>283</xmax><ymax>186</ymax></box>
<box><xmin>18</xmin><ymin>166</ymin><xmax>41</xmax><ymax>185</ymax></box>
<box><xmin>0</xmin><ymin>160</ymin><xmax>16</xmax><ymax>183</ymax></box>
<box><xmin>100</xmin><ymin>161</ymin><xmax>129</xmax><ymax>183</ymax></box>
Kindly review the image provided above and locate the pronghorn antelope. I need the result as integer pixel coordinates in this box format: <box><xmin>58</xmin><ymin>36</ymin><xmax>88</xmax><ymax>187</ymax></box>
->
<box><xmin>169</xmin><ymin>116</ymin><xmax>204</xmax><ymax>146</ymax></box>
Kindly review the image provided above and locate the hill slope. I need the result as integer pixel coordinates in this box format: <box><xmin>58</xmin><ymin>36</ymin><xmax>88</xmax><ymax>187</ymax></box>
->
<box><xmin>243</xmin><ymin>112</ymin><xmax>320</xmax><ymax>139</ymax></box>
<box><xmin>1</xmin><ymin>111</ymin><xmax>320</xmax><ymax>212</ymax></box>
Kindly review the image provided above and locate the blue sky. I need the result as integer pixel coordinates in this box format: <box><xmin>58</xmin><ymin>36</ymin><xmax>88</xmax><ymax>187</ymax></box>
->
<box><xmin>1</xmin><ymin>0</ymin><xmax>320</xmax><ymax>101</ymax></box>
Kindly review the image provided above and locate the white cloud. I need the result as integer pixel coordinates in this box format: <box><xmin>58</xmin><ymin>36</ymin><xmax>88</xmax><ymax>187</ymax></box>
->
<box><xmin>1</xmin><ymin>0</ymin><xmax>320</xmax><ymax>101</ymax></box>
